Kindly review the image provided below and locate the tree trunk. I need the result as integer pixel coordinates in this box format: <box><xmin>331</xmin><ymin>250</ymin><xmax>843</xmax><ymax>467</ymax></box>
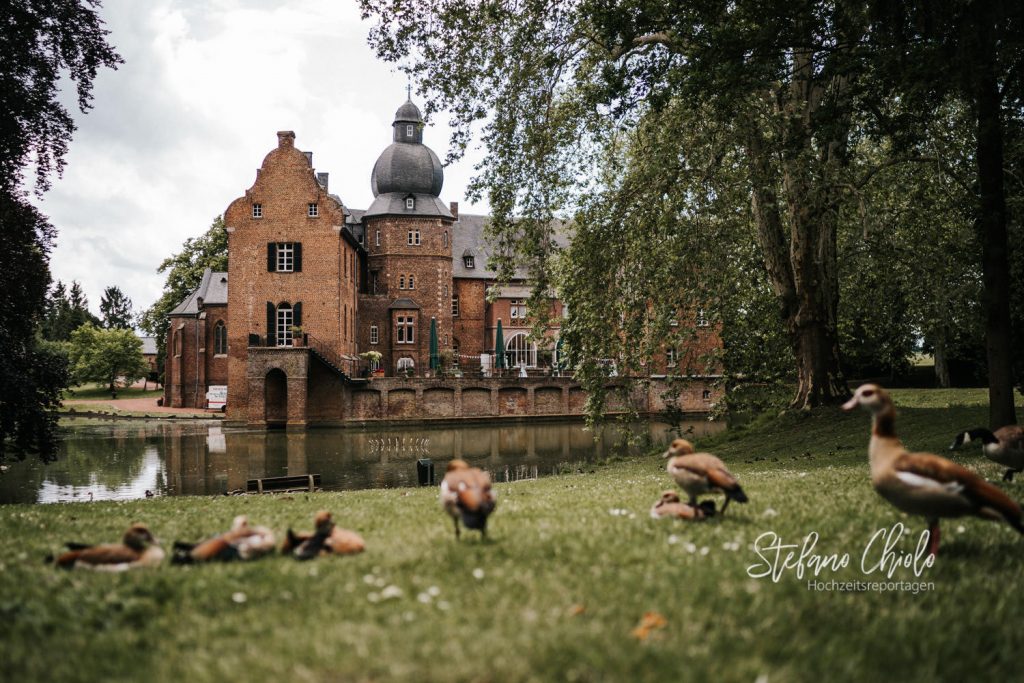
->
<box><xmin>973</xmin><ymin>4</ymin><xmax>1017</xmax><ymax>427</ymax></box>
<box><xmin>933</xmin><ymin>332</ymin><xmax>951</xmax><ymax>388</ymax></box>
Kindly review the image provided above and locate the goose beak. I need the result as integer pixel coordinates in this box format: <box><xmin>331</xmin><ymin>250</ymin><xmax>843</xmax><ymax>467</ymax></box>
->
<box><xmin>841</xmin><ymin>396</ymin><xmax>858</xmax><ymax>412</ymax></box>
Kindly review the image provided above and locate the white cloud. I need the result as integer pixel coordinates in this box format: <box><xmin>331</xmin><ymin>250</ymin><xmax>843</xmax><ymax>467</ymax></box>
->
<box><xmin>34</xmin><ymin>0</ymin><xmax>487</xmax><ymax>318</ymax></box>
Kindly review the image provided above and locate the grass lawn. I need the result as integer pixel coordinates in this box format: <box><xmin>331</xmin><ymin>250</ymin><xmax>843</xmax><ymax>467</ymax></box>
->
<box><xmin>3</xmin><ymin>388</ymin><xmax>1023</xmax><ymax>682</ymax></box>
<box><xmin>63</xmin><ymin>384</ymin><xmax>163</xmax><ymax>401</ymax></box>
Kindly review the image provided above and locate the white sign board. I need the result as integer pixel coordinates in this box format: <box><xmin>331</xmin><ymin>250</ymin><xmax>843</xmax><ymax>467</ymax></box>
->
<box><xmin>206</xmin><ymin>385</ymin><xmax>227</xmax><ymax>410</ymax></box>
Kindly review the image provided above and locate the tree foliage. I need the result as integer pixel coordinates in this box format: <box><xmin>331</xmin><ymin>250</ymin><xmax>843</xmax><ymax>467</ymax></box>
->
<box><xmin>41</xmin><ymin>280</ymin><xmax>101</xmax><ymax>341</ymax></box>
<box><xmin>67</xmin><ymin>325</ymin><xmax>148</xmax><ymax>398</ymax></box>
<box><xmin>0</xmin><ymin>0</ymin><xmax>120</xmax><ymax>461</ymax></box>
<box><xmin>99</xmin><ymin>285</ymin><xmax>133</xmax><ymax>330</ymax></box>
<box><xmin>140</xmin><ymin>216</ymin><xmax>228</xmax><ymax>378</ymax></box>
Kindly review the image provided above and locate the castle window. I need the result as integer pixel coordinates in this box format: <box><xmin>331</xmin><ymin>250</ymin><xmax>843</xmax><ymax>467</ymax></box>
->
<box><xmin>371</xmin><ymin>271</ymin><xmax>379</xmax><ymax>294</ymax></box>
<box><xmin>408</xmin><ymin>229</ymin><xmax>421</xmax><ymax>245</ymax></box>
<box><xmin>509</xmin><ymin>298</ymin><xmax>526</xmax><ymax>320</ymax></box>
<box><xmin>397</xmin><ymin>357</ymin><xmax>414</xmax><ymax>371</ymax></box>
<box><xmin>276</xmin><ymin>304</ymin><xmax>293</xmax><ymax>346</ymax></box>
<box><xmin>702</xmin><ymin>389</ymin><xmax>712</xmax><ymax>401</ymax></box>
<box><xmin>274</xmin><ymin>242</ymin><xmax>297</xmax><ymax>272</ymax></box>
<box><xmin>696</xmin><ymin>309</ymin><xmax>710</xmax><ymax>327</ymax></box>
<box><xmin>252</xmin><ymin>203</ymin><xmax>262</xmax><ymax>218</ymax></box>
<box><xmin>406</xmin><ymin>197</ymin><xmax>415</xmax><ymax>210</ymax></box>
<box><xmin>408</xmin><ymin>275</ymin><xmax>415</xmax><ymax>289</ymax></box>
<box><xmin>308</xmin><ymin>203</ymin><xmax>318</xmax><ymax>217</ymax></box>
<box><xmin>505</xmin><ymin>333</ymin><xmax>536</xmax><ymax>368</ymax></box>
<box><xmin>214</xmin><ymin>321</ymin><xmax>227</xmax><ymax>355</ymax></box>
<box><xmin>443</xmin><ymin>231</ymin><xmax>448</xmax><ymax>247</ymax></box>
<box><xmin>443</xmin><ymin>284</ymin><xmax>448</xmax><ymax>297</ymax></box>
<box><xmin>399</xmin><ymin>275</ymin><xmax>406</xmax><ymax>290</ymax></box>
<box><xmin>397</xmin><ymin>316</ymin><xmax>415</xmax><ymax>344</ymax></box>
<box><xmin>375</xmin><ymin>230</ymin><xmax>381</xmax><ymax>247</ymax></box>
<box><xmin>464</xmin><ymin>255</ymin><xmax>475</xmax><ymax>269</ymax></box>
<box><xmin>406</xmin><ymin>124</ymin><xmax>413</xmax><ymax>137</ymax></box>
<box><xmin>666</xmin><ymin>347</ymin><xmax>677</xmax><ymax>367</ymax></box>
<box><xmin>370</xmin><ymin>325</ymin><xmax>379</xmax><ymax>345</ymax></box>
<box><xmin>452</xmin><ymin>294</ymin><xmax>459</xmax><ymax>317</ymax></box>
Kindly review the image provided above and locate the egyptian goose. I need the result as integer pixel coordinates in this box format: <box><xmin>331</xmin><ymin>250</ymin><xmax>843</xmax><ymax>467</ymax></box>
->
<box><xmin>843</xmin><ymin>383</ymin><xmax>1024</xmax><ymax>555</ymax></box>
<box><xmin>171</xmin><ymin>515</ymin><xmax>276</xmax><ymax>564</ymax></box>
<box><xmin>440</xmin><ymin>459</ymin><xmax>497</xmax><ymax>539</ymax></box>
<box><xmin>281</xmin><ymin>511</ymin><xmax>365</xmax><ymax>560</ymax></box>
<box><xmin>950</xmin><ymin>425</ymin><xmax>1024</xmax><ymax>481</ymax></box>
<box><xmin>649</xmin><ymin>490</ymin><xmax>715</xmax><ymax>520</ymax></box>
<box><xmin>662</xmin><ymin>439</ymin><xmax>748</xmax><ymax>514</ymax></box>
<box><xmin>52</xmin><ymin>523</ymin><xmax>164</xmax><ymax>571</ymax></box>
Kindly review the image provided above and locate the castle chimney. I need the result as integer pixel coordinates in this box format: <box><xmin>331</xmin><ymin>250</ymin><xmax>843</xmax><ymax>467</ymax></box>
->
<box><xmin>449</xmin><ymin>201</ymin><xmax>459</xmax><ymax>220</ymax></box>
<box><xmin>277</xmin><ymin>131</ymin><xmax>295</xmax><ymax>148</ymax></box>
<box><xmin>317</xmin><ymin>172</ymin><xmax>329</xmax><ymax>191</ymax></box>
<box><xmin>302</xmin><ymin>151</ymin><xmax>313</xmax><ymax>166</ymax></box>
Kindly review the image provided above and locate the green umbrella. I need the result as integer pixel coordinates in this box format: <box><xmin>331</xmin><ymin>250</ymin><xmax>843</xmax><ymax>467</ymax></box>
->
<box><xmin>429</xmin><ymin>317</ymin><xmax>439</xmax><ymax>370</ymax></box>
<box><xmin>495</xmin><ymin>320</ymin><xmax>505</xmax><ymax>371</ymax></box>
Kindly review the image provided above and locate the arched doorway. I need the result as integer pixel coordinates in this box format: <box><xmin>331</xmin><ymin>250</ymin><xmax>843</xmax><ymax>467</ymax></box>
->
<box><xmin>265</xmin><ymin>368</ymin><xmax>288</xmax><ymax>426</ymax></box>
<box><xmin>506</xmin><ymin>333</ymin><xmax>536</xmax><ymax>368</ymax></box>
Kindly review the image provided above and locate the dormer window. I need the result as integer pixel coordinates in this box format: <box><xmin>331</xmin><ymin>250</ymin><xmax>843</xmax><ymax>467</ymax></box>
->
<box><xmin>252</xmin><ymin>203</ymin><xmax>262</xmax><ymax>218</ymax></box>
<box><xmin>308</xmin><ymin>202</ymin><xmax>318</xmax><ymax>217</ymax></box>
<box><xmin>406</xmin><ymin>124</ymin><xmax>414</xmax><ymax>137</ymax></box>
<box><xmin>405</xmin><ymin>197</ymin><xmax>415</xmax><ymax>210</ymax></box>
<box><xmin>464</xmin><ymin>255</ymin><xmax>475</xmax><ymax>269</ymax></box>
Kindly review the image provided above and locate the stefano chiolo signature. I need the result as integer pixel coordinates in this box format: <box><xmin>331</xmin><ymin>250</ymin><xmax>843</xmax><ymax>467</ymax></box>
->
<box><xmin>746</xmin><ymin>522</ymin><xmax>935</xmax><ymax>582</ymax></box>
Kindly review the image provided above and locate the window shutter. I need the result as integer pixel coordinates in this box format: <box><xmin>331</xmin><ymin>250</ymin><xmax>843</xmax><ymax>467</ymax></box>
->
<box><xmin>294</xmin><ymin>243</ymin><xmax>302</xmax><ymax>272</ymax></box>
<box><xmin>293</xmin><ymin>302</ymin><xmax>302</xmax><ymax>328</ymax></box>
<box><xmin>267</xmin><ymin>243</ymin><xmax>276</xmax><ymax>272</ymax></box>
<box><xmin>266</xmin><ymin>301</ymin><xmax>276</xmax><ymax>345</ymax></box>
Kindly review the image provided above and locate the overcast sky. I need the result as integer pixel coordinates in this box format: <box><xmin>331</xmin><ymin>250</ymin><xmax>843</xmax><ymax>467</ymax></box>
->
<box><xmin>33</xmin><ymin>0</ymin><xmax>486</xmax><ymax>321</ymax></box>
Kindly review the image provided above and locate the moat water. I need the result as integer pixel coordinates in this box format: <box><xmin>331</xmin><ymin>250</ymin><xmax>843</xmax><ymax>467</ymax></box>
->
<box><xmin>0</xmin><ymin>418</ymin><xmax>725</xmax><ymax>504</ymax></box>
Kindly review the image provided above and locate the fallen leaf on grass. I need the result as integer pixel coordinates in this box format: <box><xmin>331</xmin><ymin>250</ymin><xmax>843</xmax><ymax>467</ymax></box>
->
<box><xmin>631</xmin><ymin>611</ymin><xmax>668</xmax><ymax>640</ymax></box>
<box><xmin>567</xmin><ymin>604</ymin><xmax>586</xmax><ymax>617</ymax></box>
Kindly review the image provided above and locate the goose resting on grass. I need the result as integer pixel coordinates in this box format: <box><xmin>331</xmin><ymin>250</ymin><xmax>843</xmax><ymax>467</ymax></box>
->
<box><xmin>649</xmin><ymin>491</ymin><xmax>715</xmax><ymax>520</ymax></box>
<box><xmin>843</xmin><ymin>383</ymin><xmax>1024</xmax><ymax>556</ymax></box>
<box><xmin>171</xmin><ymin>515</ymin><xmax>275</xmax><ymax>564</ymax></box>
<box><xmin>662</xmin><ymin>439</ymin><xmax>748</xmax><ymax>515</ymax></box>
<box><xmin>950</xmin><ymin>425</ymin><xmax>1024</xmax><ymax>482</ymax></box>
<box><xmin>281</xmin><ymin>511</ymin><xmax>365</xmax><ymax>560</ymax></box>
<box><xmin>51</xmin><ymin>523</ymin><xmax>164</xmax><ymax>571</ymax></box>
<box><xmin>440</xmin><ymin>459</ymin><xmax>496</xmax><ymax>539</ymax></box>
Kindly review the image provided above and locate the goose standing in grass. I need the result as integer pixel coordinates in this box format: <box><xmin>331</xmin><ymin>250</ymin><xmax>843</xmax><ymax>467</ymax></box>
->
<box><xmin>282</xmin><ymin>511</ymin><xmax>365</xmax><ymax>560</ymax></box>
<box><xmin>440</xmin><ymin>459</ymin><xmax>496</xmax><ymax>539</ymax></box>
<box><xmin>662</xmin><ymin>439</ymin><xmax>748</xmax><ymax>515</ymax></box>
<box><xmin>171</xmin><ymin>515</ymin><xmax>275</xmax><ymax>564</ymax></box>
<box><xmin>649</xmin><ymin>491</ymin><xmax>715</xmax><ymax>520</ymax></box>
<box><xmin>950</xmin><ymin>425</ymin><xmax>1024</xmax><ymax>482</ymax></box>
<box><xmin>843</xmin><ymin>384</ymin><xmax>1024</xmax><ymax>556</ymax></box>
<box><xmin>51</xmin><ymin>523</ymin><xmax>164</xmax><ymax>571</ymax></box>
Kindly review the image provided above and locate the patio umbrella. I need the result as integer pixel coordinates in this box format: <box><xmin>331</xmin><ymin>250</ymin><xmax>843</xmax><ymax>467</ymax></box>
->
<box><xmin>495</xmin><ymin>320</ymin><xmax>505</xmax><ymax>371</ymax></box>
<box><xmin>429</xmin><ymin>317</ymin><xmax>439</xmax><ymax>370</ymax></box>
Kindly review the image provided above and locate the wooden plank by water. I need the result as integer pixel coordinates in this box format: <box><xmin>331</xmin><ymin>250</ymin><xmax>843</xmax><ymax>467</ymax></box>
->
<box><xmin>246</xmin><ymin>474</ymin><xmax>321</xmax><ymax>494</ymax></box>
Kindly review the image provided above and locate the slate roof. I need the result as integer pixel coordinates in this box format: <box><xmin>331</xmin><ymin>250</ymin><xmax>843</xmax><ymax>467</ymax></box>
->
<box><xmin>169</xmin><ymin>268</ymin><xmax>228</xmax><ymax>316</ymax></box>
<box><xmin>450</xmin><ymin>213</ymin><xmax>568</xmax><ymax>280</ymax></box>
<box><xmin>388</xmin><ymin>297</ymin><xmax>422</xmax><ymax>310</ymax></box>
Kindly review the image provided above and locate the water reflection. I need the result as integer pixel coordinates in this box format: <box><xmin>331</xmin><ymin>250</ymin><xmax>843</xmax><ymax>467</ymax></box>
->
<box><xmin>0</xmin><ymin>418</ymin><xmax>724</xmax><ymax>504</ymax></box>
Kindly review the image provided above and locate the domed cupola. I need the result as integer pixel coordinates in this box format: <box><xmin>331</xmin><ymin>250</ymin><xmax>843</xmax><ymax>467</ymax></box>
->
<box><xmin>365</xmin><ymin>96</ymin><xmax>453</xmax><ymax>219</ymax></box>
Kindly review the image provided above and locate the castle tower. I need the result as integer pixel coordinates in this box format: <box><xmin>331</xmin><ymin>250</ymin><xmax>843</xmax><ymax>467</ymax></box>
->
<box><xmin>359</xmin><ymin>98</ymin><xmax>455</xmax><ymax>375</ymax></box>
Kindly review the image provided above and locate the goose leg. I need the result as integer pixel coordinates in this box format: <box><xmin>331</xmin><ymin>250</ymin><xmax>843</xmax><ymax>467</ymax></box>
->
<box><xmin>926</xmin><ymin>518</ymin><xmax>941</xmax><ymax>557</ymax></box>
<box><xmin>1004</xmin><ymin>469</ymin><xmax>1017</xmax><ymax>483</ymax></box>
<box><xmin>719</xmin><ymin>496</ymin><xmax>731</xmax><ymax>516</ymax></box>
<box><xmin>453</xmin><ymin>517</ymin><xmax>461</xmax><ymax>540</ymax></box>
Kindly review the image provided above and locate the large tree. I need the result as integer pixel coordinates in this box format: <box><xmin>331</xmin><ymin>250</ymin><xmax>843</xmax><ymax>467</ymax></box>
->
<box><xmin>867</xmin><ymin>0</ymin><xmax>1024</xmax><ymax>427</ymax></box>
<box><xmin>362</xmin><ymin>0</ymin><xmax>879</xmax><ymax>409</ymax></box>
<box><xmin>0</xmin><ymin>0</ymin><xmax>120</xmax><ymax>461</ymax></box>
<box><xmin>99</xmin><ymin>285</ymin><xmax>133</xmax><ymax>330</ymax></box>
<box><xmin>67</xmin><ymin>325</ymin><xmax>148</xmax><ymax>398</ymax></box>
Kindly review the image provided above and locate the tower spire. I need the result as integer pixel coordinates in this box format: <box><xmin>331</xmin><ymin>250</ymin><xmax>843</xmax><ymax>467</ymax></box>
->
<box><xmin>406</xmin><ymin>82</ymin><xmax>412</xmax><ymax>101</ymax></box>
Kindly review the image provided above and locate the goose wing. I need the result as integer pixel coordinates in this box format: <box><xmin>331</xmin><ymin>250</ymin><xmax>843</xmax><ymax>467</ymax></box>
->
<box><xmin>895</xmin><ymin>452</ymin><xmax>1022</xmax><ymax>522</ymax></box>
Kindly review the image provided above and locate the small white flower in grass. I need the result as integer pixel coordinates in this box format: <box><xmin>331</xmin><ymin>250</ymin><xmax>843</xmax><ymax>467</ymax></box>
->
<box><xmin>762</xmin><ymin>508</ymin><xmax>779</xmax><ymax>518</ymax></box>
<box><xmin>381</xmin><ymin>585</ymin><xmax>403</xmax><ymax>600</ymax></box>
<box><xmin>308</xmin><ymin>566</ymin><xmax>318</xmax><ymax>577</ymax></box>
<box><xmin>367</xmin><ymin>592</ymin><xmax>381</xmax><ymax>603</ymax></box>
<box><xmin>403</xmin><ymin>611</ymin><xmax>416</xmax><ymax>622</ymax></box>
<box><xmin>472</xmin><ymin>568</ymin><xmax>485</xmax><ymax>580</ymax></box>
<box><xmin>437</xmin><ymin>600</ymin><xmax>451</xmax><ymax>611</ymax></box>
<box><xmin>699</xmin><ymin>546</ymin><xmax>709</xmax><ymax>556</ymax></box>
<box><xmin>667</xmin><ymin>535</ymin><xmax>679</xmax><ymax>545</ymax></box>
<box><xmin>684</xmin><ymin>542</ymin><xmax>697</xmax><ymax>553</ymax></box>
<box><xmin>427</xmin><ymin>585</ymin><xmax>441</xmax><ymax>597</ymax></box>
<box><xmin>957</xmin><ymin>525</ymin><xmax>966</xmax><ymax>533</ymax></box>
<box><xmin>363</xmin><ymin>574</ymin><xmax>376</xmax><ymax>585</ymax></box>
<box><xmin>232</xmin><ymin>592</ymin><xmax>247</xmax><ymax>604</ymax></box>
<box><xmin>417</xmin><ymin>592</ymin><xmax>432</xmax><ymax>604</ymax></box>
<box><xmin>799</xmin><ymin>472</ymin><xmax>808</xmax><ymax>478</ymax></box>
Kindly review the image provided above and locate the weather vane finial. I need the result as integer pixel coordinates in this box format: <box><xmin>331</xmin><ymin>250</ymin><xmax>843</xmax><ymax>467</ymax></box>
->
<box><xmin>406</xmin><ymin>81</ymin><xmax>412</xmax><ymax>101</ymax></box>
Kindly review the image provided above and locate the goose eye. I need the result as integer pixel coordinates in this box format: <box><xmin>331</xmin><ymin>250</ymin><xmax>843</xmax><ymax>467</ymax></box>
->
<box><xmin>861</xmin><ymin>390</ymin><xmax>875</xmax><ymax>398</ymax></box>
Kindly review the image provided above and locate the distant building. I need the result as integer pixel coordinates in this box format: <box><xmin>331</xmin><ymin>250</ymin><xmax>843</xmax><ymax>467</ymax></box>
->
<box><xmin>163</xmin><ymin>98</ymin><xmax>719</xmax><ymax>419</ymax></box>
